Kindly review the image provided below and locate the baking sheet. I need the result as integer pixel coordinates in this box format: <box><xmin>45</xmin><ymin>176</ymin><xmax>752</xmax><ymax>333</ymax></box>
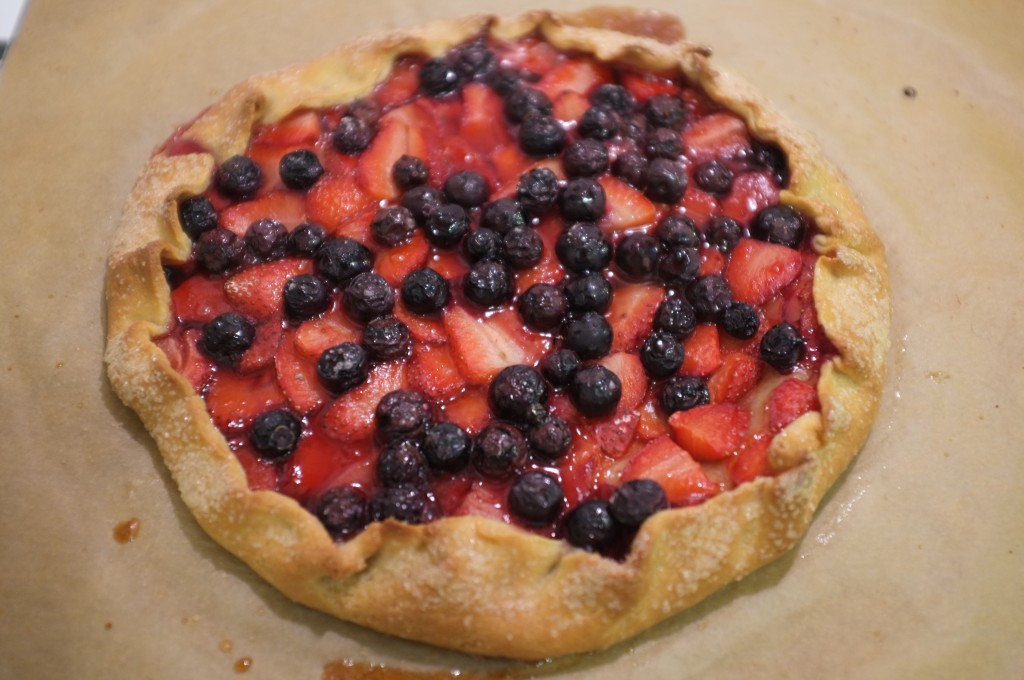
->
<box><xmin>1</xmin><ymin>0</ymin><xmax>1022</xmax><ymax>678</ymax></box>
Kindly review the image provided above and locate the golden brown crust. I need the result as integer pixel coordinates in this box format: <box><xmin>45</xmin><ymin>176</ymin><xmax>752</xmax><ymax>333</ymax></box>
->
<box><xmin>105</xmin><ymin>7</ymin><xmax>890</xmax><ymax>659</ymax></box>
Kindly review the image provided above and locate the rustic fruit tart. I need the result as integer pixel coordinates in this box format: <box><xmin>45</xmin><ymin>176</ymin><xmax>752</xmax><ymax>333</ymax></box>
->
<box><xmin>105</xmin><ymin>8</ymin><xmax>889</xmax><ymax>660</ymax></box>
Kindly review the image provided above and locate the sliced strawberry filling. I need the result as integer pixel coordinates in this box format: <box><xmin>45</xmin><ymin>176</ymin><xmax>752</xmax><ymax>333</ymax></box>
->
<box><xmin>160</xmin><ymin>32</ymin><xmax>836</xmax><ymax>557</ymax></box>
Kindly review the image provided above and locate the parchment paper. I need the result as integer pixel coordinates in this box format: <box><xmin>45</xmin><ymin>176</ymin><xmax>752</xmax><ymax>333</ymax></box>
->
<box><xmin>1</xmin><ymin>1</ymin><xmax>1021</xmax><ymax>678</ymax></box>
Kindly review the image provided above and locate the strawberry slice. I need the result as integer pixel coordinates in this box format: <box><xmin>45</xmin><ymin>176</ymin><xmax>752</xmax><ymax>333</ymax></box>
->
<box><xmin>460</xmin><ymin>82</ymin><xmax>510</xmax><ymax>152</ymax></box>
<box><xmin>293</xmin><ymin>314</ymin><xmax>362</xmax><ymax>361</ymax></box>
<box><xmin>250</xmin><ymin>110</ymin><xmax>323</xmax><ymax>146</ymax></box>
<box><xmin>767</xmin><ymin>378</ymin><xmax>820</xmax><ymax>434</ymax></box>
<box><xmin>729</xmin><ymin>436</ymin><xmax>772</xmax><ymax>485</ymax></box>
<box><xmin>306</xmin><ymin>174</ymin><xmax>375</xmax><ymax>231</ymax></box>
<box><xmin>620</xmin><ymin>435</ymin><xmax>717</xmax><ymax>505</ymax></box>
<box><xmin>683</xmin><ymin>112</ymin><xmax>750</xmax><ymax>164</ymax></box>
<box><xmin>681</xmin><ymin>188</ymin><xmax>720</xmax><ymax>226</ymax></box>
<box><xmin>514</xmin><ymin>216</ymin><xmax>566</xmax><ymax>294</ymax></box>
<box><xmin>589</xmin><ymin>412</ymin><xmax>640</xmax><ymax>459</ymax></box>
<box><xmin>274</xmin><ymin>335</ymin><xmax>332</xmax><ymax>416</ymax></box>
<box><xmin>443</xmin><ymin>306</ymin><xmax>546</xmax><ymax>385</ymax></box>
<box><xmin>500</xmin><ymin>37</ymin><xmax>561</xmax><ymax>75</ymax></box>
<box><xmin>393</xmin><ymin>300</ymin><xmax>448</xmax><ymax>345</ymax></box>
<box><xmin>373</xmin><ymin>58</ymin><xmax>421</xmax><ymax>107</ymax></box>
<box><xmin>206</xmin><ymin>369</ymin><xmax>287</xmax><ymax>432</ymax></box>
<box><xmin>620</xmin><ymin>71</ymin><xmax>679</xmax><ymax>103</ymax></box>
<box><xmin>720</xmin><ymin>171</ymin><xmax>779</xmax><ymax>224</ymax></box>
<box><xmin>668</xmin><ymin>403</ymin><xmax>751</xmax><ymax>462</ymax></box>
<box><xmin>224</xmin><ymin>258</ymin><xmax>312</xmax><ymax>320</ymax></box>
<box><xmin>635</xmin><ymin>394</ymin><xmax>670</xmax><ymax>440</ymax></box>
<box><xmin>552</xmin><ymin>91</ymin><xmax>590</xmax><ymax>124</ymax></box>
<box><xmin>375</xmin><ymin>232</ymin><xmax>430</xmax><ymax>287</ymax></box>
<box><xmin>607</xmin><ymin>283</ymin><xmax>665</xmax><ymax>352</ymax></box>
<box><xmin>598</xmin><ymin>352</ymin><xmax>648</xmax><ymax>413</ymax></box>
<box><xmin>452</xmin><ymin>481</ymin><xmax>508</xmax><ymax>522</ymax></box>
<box><xmin>443</xmin><ymin>387</ymin><xmax>492</xmax><ymax>434</ymax></box>
<box><xmin>356</xmin><ymin>105</ymin><xmax>428</xmax><ymax>200</ymax></box>
<box><xmin>536</xmin><ymin>58</ymin><xmax>611</xmax><ymax>99</ymax></box>
<box><xmin>170</xmin><ymin>275</ymin><xmax>232</xmax><ymax>325</ymax></box>
<box><xmin>231</xmin><ymin>440</ymin><xmax>280</xmax><ymax>491</ymax></box>
<box><xmin>707</xmin><ymin>351</ymin><xmax>762</xmax><ymax>404</ymax></box>
<box><xmin>219</xmin><ymin>191</ymin><xmax>307</xmax><ymax>237</ymax></box>
<box><xmin>279</xmin><ymin>430</ymin><xmax>369</xmax><ymax>501</ymax></box>
<box><xmin>408</xmin><ymin>343</ymin><xmax>466</xmax><ymax>401</ymax></box>
<box><xmin>320</xmin><ymin>360</ymin><xmax>407</xmax><ymax>442</ymax></box>
<box><xmin>725</xmin><ymin>238</ymin><xmax>803</xmax><ymax>305</ymax></box>
<box><xmin>599</xmin><ymin>176</ymin><xmax>657</xmax><ymax>231</ymax></box>
<box><xmin>491</xmin><ymin>144</ymin><xmax>534</xmax><ymax>186</ymax></box>
<box><xmin>698</xmin><ymin>245</ymin><xmax>726</xmax><ymax>276</ymax></box>
<box><xmin>155</xmin><ymin>328</ymin><xmax>214</xmax><ymax>392</ymax></box>
<box><xmin>239</xmin><ymin>321</ymin><xmax>285</xmax><ymax>374</ymax></box>
<box><xmin>558</xmin><ymin>438</ymin><xmax>612</xmax><ymax>509</ymax></box>
<box><xmin>680</xmin><ymin>324</ymin><xmax>722</xmax><ymax>376</ymax></box>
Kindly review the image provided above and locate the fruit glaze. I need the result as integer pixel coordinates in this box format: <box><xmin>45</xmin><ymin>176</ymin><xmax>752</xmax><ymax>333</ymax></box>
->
<box><xmin>157</xmin><ymin>32</ymin><xmax>836</xmax><ymax>558</ymax></box>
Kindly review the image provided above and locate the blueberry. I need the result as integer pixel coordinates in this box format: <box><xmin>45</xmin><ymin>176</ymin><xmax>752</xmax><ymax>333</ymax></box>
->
<box><xmin>362</xmin><ymin>315</ymin><xmax>411</xmax><ymax>361</ymax></box>
<box><xmin>316</xmin><ymin>342</ymin><xmax>369</xmax><ymax>394</ymax></box>
<box><xmin>609</xmin><ymin>479</ymin><xmax>668</xmax><ymax>529</ymax></box>
<box><xmin>424</xmin><ymin>203</ymin><xmax>470</xmax><ymax>248</ymax></box>
<box><xmin>444</xmin><ymin>170</ymin><xmax>490</xmax><ymax>208</ymax></box>
<box><xmin>760</xmin><ymin>322</ymin><xmax>805</xmax><ymax>372</ymax></box>
<box><xmin>195</xmin><ymin>228</ymin><xmax>244</xmax><ymax>273</ymax></box>
<box><xmin>526</xmin><ymin>416</ymin><xmax>573</xmax><ymax>459</ymax></box>
<box><xmin>569</xmin><ymin>364</ymin><xmax>621</xmax><ymax>417</ymax></box>
<box><xmin>659</xmin><ymin>376</ymin><xmax>710</xmax><ymax>414</ymax></box>
<box><xmin>615</xmin><ymin>233</ymin><xmax>662</xmax><ymax>282</ymax></box>
<box><xmin>655</xmin><ymin>215</ymin><xmax>699</xmax><ymax>248</ymax></box>
<box><xmin>644</xmin><ymin>158</ymin><xmax>688</xmax><ymax>204</ymax></box>
<box><xmin>565</xmin><ymin>500</ymin><xmax>618</xmax><ymax>550</ymax></box>
<box><xmin>657</xmin><ymin>245</ymin><xmax>701</xmax><ymax>287</ymax></box>
<box><xmin>216</xmin><ymin>155</ymin><xmax>262</xmax><ymax>199</ymax></box>
<box><xmin>316</xmin><ymin>236</ymin><xmax>373</xmax><ymax>285</ymax></box>
<box><xmin>721</xmin><ymin>302</ymin><xmax>760</xmax><ymax>340</ymax></box>
<box><xmin>279</xmin><ymin>149</ymin><xmax>324</xmax><ymax>191</ymax></box>
<box><xmin>540</xmin><ymin>349</ymin><xmax>581</xmax><ymax>389</ymax></box>
<box><xmin>590</xmin><ymin>83</ymin><xmax>636</xmax><ymax>114</ymax></box>
<box><xmin>644</xmin><ymin>93</ymin><xmax>686</xmax><ymax>129</ymax></box>
<box><xmin>344</xmin><ymin>271</ymin><xmax>395</xmax><ymax>322</ymax></box>
<box><xmin>452</xmin><ymin>40</ymin><xmax>497</xmax><ymax>81</ymax></box>
<box><xmin>751</xmin><ymin>141</ymin><xmax>790</xmax><ymax>186</ymax></box>
<box><xmin>562</xmin><ymin>139</ymin><xmax>609</xmax><ymax>178</ymax></box>
<box><xmin>619</xmin><ymin>112</ymin><xmax>648</xmax><ymax>143</ymax></box>
<box><xmin>245</xmin><ymin>218</ymin><xmax>288</xmax><ymax>260</ymax></box>
<box><xmin>392</xmin><ymin>154</ymin><xmax>429</xmax><ymax>190</ymax></box>
<box><xmin>369</xmin><ymin>486</ymin><xmax>436</xmax><ymax>524</ymax></box>
<box><xmin>560</xmin><ymin>177</ymin><xmax>606</xmax><ymax>223</ymax></box>
<box><xmin>200</xmin><ymin>312</ymin><xmax>254</xmax><ymax>366</ymax></box>
<box><xmin>463</xmin><ymin>259</ymin><xmax>513</xmax><ymax>308</ymax></box>
<box><xmin>563</xmin><ymin>272</ymin><xmax>612</xmax><ymax>314</ymax></box>
<box><xmin>694</xmin><ymin>160</ymin><xmax>734</xmax><ymax>195</ymax></box>
<box><xmin>509</xmin><ymin>471</ymin><xmax>564</xmax><ymax>524</ymax></box>
<box><xmin>463</xmin><ymin>228</ymin><xmax>506</xmax><ymax>263</ymax></box>
<box><xmin>504</xmin><ymin>86</ymin><xmax>552</xmax><ymax>123</ymax></box>
<box><xmin>287</xmin><ymin>222</ymin><xmax>327</xmax><ymax>257</ymax></box>
<box><xmin>332</xmin><ymin>115</ymin><xmax>373</xmax><ymax>155</ymax></box>
<box><xmin>283</xmin><ymin>274</ymin><xmax>331</xmax><ymax>320</ymax></box>
<box><xmin>401</xmin><ymin>268</ymin><xmax>450</xmax><ymax>314</ymax></box>
<box><xmin>687</xmin><ymin>275</ymin><xmax>733</xmax><ymax>321</ymax></box>
<box><xmin>707</xmin><ymin>216</ymin><xmax>744</xmax><ymax>253</ymax></box>
<box><xmin>376</xmin><ymin>390</ymin><xmax>432</xmax><ymax>443</ymax></box>
<box><xmin>612</xmin><ymin>149</ymin><xmax>648</xmax><ymax>188</ymax></box>
<box><xmin>519</xmin><ymin>115</ymin><xmax>567</xmax><ymax>156</ymax></box>
<box><xmin>564</xmin><ymin>311</ymin><xmax>613</xmax><ymax>360</ymax></box>
<box><xmin>489</xmin><ymin>365</ymin><xmax>549</xmax><ymax>423</ymax></box>
<box><xmin>640</xmin><ymin>331</ymin><xmax>685</xmax><ymax>377</ymax></box>
<box><xmin>653</xmin><ymin>297</ymin><xmax>697</xmax><ymax>339</ymax></box>
<box><xmin>487</xmin><ymin>65</ymin><xmax>530</xmax><ymax>96</ymax></box>
<box><xmin>400</xmin><ymin>184</ymin><xmax>443</xmax><ymax>223</ymax></box>
<box><xmin>376</xmin><ymin>439</ymin><xmax>429</xmax><ymax>488</ymax></box>
<box><xmin>472</xmin><ymin>422</ymin><xmax>528</xmax><ymax>479</ymax></box>
<box><xmin>371</xmin><ymin>205</ymin><xmax>416</xmax><ymax>247</ymax></box>
<box><xmin>578</xmin><ymin>104</ymin><xmax>619</xmax><ymax>140</ymax></box>
<box><xmin>516</xmin><ymin>167</ymin><xmax>561</xmax><ymax>215</ymax></box>
<box><xmin>178</xmin><ymin>196</ymin><xmax>218</xmax><ymax>241</ymax></box>
<box><xmin>518</xmin><ymin>283</ymin><xmax>568</xmax><ymax>332</ymax></box>
<box><xmin>753</xmin><ymin>204</ymin><xmax>805</xmax><ymax>249</ymax></box>
<box><xmin>250</xmin><ymin>409</ymin><xmax>302</xmax><ymax>460</ymax></box>
<box><xmin>503</xmin><ymin>227</ymin><xmax>544</xmax><ymax>269</ymax></box>
<box><xmin>422</xmin><ymin>421</ymin><xmax>471</xmax><ymax>472</ymax></box>
<box><xmin>481</xmin><ymin>198</ymin><xmax>527</xmax><ymax>234</ymax></box>
<box><xmin>316</xmin><ymin>486</ymin><xmax>369</xmax><ymax>539</ymax></box>
<box><xmin>555</xmin><ymin>223</ymin><xmax>612</xmax><ymax>273</ymax></box>
<box><xmin>643</xmin><ymin>128</ymin><xmax>683</xmax><ymax>159</ymax></box>
<box><xmin>419</xmin><ymin>58</ymin><xmax>461</xmax><ymax>97</ymax></box>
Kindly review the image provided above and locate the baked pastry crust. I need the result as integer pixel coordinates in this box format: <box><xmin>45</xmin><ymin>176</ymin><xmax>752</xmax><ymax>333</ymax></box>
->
<box><xmin>105</xmin><ymin>7</ymin><xmax>890</xmax><ymax>659</ymax></box>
